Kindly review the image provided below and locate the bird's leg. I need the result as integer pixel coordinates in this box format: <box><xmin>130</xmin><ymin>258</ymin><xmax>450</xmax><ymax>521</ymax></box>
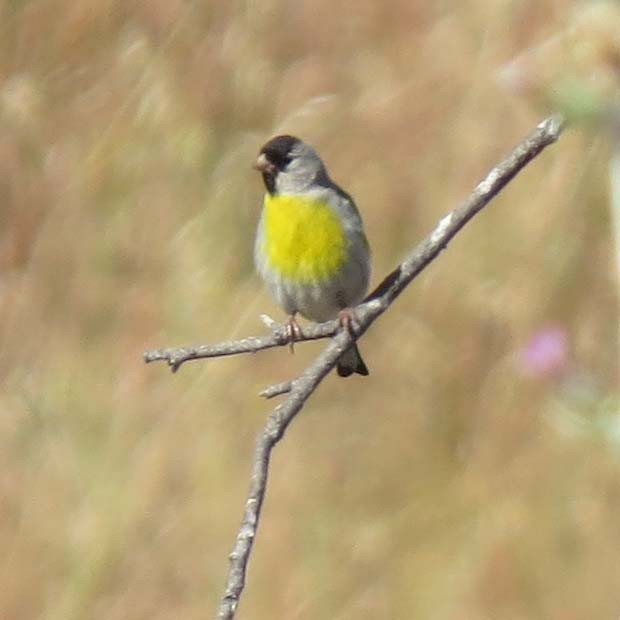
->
<box><xmin>337</xmin><ymin>308</ymin><xmax>359</xmax><ymax>336</ymax></box>
<box><xmin>285</xmin><ymin>313</ymin><xmax>303</xmax><ymax>353</ymax></box>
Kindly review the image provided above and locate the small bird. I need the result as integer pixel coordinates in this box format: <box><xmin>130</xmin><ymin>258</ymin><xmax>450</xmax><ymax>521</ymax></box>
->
<box><xmin>253</xmin><ymin>135</ymin><xmax>371</xmax><ymax>377</ymax></box>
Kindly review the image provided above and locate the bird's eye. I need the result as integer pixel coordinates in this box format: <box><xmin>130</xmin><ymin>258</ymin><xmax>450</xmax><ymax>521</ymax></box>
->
<box><xmin>265</xmin><ymin>149</ymin><xmax>291</xmax><ymax>171</ymax></box>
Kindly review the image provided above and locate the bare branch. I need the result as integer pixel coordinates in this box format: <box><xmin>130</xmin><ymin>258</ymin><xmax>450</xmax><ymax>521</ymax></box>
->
<box><xmin>143</xmin><ymin>316</ymin><xmax>340</xmax><ymax>372</ymax></box>
<box><xmin>144</xmin><ymin>115</ymin><xmax>565</xmax><ymax>620</ymax></box>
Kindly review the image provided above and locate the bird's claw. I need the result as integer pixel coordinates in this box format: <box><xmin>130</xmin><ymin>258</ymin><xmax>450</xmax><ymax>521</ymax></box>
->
<box><xmin>338</xmin><ymin>308</ymin><xmax>359</xmax><ymax>335</ymax></box>
<box><xmin>285</xmin><ymin>315</ymin><xmax>303</xmax><ymax>353</ymax></box>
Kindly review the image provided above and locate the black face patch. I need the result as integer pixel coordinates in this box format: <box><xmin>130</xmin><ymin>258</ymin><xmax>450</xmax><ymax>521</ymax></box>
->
<box><xmin>257</xmin><ymin>134</ymin><xmax>301</xmax><ymax>195</ymax></box>
<box><xmin>259</xmin><ymin>135</ymin><xmax>299</xmax><ymax>172</ymax></box>
<box><xmin>262</xmin><ymin>169</ymin><xmax>277</xmax><ymax>194</ymax></box>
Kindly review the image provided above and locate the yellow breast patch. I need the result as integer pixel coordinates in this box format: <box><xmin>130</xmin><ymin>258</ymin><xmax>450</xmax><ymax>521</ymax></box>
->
<box><xmin>262</xmin><ymin>193</ymin><xmax>347</xmax><ymax>283</ymax></box>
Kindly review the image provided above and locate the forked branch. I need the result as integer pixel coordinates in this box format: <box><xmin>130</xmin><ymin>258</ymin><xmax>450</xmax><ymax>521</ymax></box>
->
<box><xmin>143</xmin><ymin>115</ymin><xmax>565</xmax><ymax>620</ymax></box>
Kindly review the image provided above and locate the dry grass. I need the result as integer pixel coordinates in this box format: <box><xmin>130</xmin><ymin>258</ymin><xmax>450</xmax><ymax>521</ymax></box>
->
<box><xmin>0</xmin><ymin>1</ymin><xmax>618</xmax><ymax>619</ymax></box>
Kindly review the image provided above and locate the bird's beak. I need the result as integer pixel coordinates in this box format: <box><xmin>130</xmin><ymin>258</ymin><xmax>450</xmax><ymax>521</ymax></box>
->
<box><xmin>253</xmin><ymin>153</ymin><xmax>275</xmax><ymax>174</ymax></box>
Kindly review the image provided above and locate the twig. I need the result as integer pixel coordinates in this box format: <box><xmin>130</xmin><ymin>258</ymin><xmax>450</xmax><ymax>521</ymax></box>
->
<box><xmin>144</xmin><ymin>115</ymin><xmax>565</xmax><ymax>620</ymax></box>
<box><xmin>258</xmin><ymin>380</ymin><xmax>293</xmax><ymax>399</ymax></box>
<box><xmin>143</xmin><ymin>319</ymin><xmax>339</xmax><ymax>372</ymax></box>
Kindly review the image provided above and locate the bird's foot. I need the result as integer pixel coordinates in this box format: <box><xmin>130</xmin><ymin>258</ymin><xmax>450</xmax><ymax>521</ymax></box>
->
<box><xmin>285</xmin><ymin>314</ymin><xmax>303</xmax><ymax>353</ymax></box>
<box><xmin>337</xmin><ymin>308</ymin><xmax>359</xmax><ymax>336</ymax></box>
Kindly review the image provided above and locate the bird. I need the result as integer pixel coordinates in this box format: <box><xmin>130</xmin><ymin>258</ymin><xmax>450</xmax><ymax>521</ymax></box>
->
<box><xmin>253</xmin><ymin>134</ymin><xmax>371</xmax><ymax>377</ymax></box>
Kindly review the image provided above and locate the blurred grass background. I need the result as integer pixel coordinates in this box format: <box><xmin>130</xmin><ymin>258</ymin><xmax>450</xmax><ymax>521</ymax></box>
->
<box><xmin>1</xmin><ymin>1</ymin><xmax>619</xmax><ymax>619</ymax></box>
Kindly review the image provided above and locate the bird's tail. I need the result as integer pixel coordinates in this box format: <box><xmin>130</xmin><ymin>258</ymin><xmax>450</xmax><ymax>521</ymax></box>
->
<box><xmin>337</xmin><ymin>343</ymin><xmax>369</xmax><ymax>378</ymax></box>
